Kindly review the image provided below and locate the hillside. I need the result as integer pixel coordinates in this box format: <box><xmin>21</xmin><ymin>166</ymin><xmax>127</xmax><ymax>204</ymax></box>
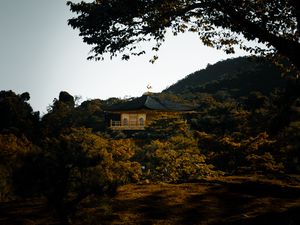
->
<box><xmin>164</xmin><ymin>57</ymin><xmax>286</xmax><ymax>98</ymax></box>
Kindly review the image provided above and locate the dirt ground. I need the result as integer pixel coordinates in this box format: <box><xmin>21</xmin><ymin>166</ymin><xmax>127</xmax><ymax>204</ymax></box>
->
<box><xmin>1</xmin><ymin>176</ymin><xmax>300</xmax><ymax>225</ymax></box>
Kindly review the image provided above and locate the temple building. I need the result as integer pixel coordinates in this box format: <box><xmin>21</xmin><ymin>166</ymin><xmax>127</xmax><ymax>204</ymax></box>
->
<box><xmin>105</xmin><ymin>93</ymin><xmax>194</xmax><ymax>130</ymax></box>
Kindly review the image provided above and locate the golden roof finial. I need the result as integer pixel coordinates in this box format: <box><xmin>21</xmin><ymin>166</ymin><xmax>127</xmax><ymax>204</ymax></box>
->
<box><xmin>146</xmin><ymin>84</ymin><xmax>152</xmax><ymax>91</ymax></box>
<box><xmin>143</xmin><ymin>84</ymin><xmax>153</xmax><ymax>96</ymax></box>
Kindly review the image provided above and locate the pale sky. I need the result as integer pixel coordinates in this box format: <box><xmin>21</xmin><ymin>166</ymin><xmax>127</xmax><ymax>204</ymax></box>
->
<box><xmin>0</xmin><ymin>0</ymin><xmax>250</xmax><ymax>113</ymax></box>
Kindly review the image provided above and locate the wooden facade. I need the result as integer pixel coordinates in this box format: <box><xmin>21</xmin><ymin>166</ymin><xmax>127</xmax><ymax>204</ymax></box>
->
<box><xmin>110</xmin><ymin>112</ymin><xmax>146</xmax><ymax>130</ymax></box>
<box><xmin>109</xmin><ymin>110</ymin><xmax>159</xmax><ymax>130</ymax></box>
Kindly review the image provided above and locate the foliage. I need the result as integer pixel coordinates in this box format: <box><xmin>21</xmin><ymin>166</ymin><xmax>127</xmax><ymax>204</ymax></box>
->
<box><xmin>244</xmin><ymin>91</ymin><xmax>268</xmax><ymax>112</ymax></box>
<box><xmin>42</xmin><ymin>92</ymin><xmax>76</xmax><ymax>137</ymax></box>
<box><xmin>142</xmin><ymin>135</ymin><xmax>215</xmax><ymax>182</ymax></box>
<box><xmin>145</xmin><ymin>113</ymin><xmax>191</xmax><ymax>139</ymax></box>
<box><xmin>196</xmin><ymin>131</ymin><xmax>283</xmax><ymax>174</ymax></box>
<box><xmin>42</xmin><ymin>92</ymin><xmax>107</xmax><ymax>137</ymax></box>
<box><xmin>246</xmin><ymin>152</ymin><xmax>284</xmax><ymax>174</ymax></box>
<box><xmin>67</xmin><ymin>0</ymin><xmax>300</xmax><ymax>72</ymax></box>
<box><xmin>189</xmin><ymin>97</ymin><xmax>250</xmax><ymax>135</ymax></box>
<box><xmin>0</xmin><ymin>134</ymin><xmax>36</xmax><ymax>201</ymax></box>
<box><xmin>278</xmin><ymin>121</ymin><xmax>300</xmax><ymax>172</ymax></box>
<box><xmin>130</xmin><ymin>114</ymin><xmax>218</xmax><ymax>182</ymax></box>
<box><xmin>267</xmin><ymin>79</ymin><xmax>300</xmax><ymax>134</ymax></box>
<box><xmin>0</xmin><ymin>90</ymin><xmax>39</xmax><ymax>141</ymax></box>
<box><xmin>104</xmin><ymin>138</ymin><xmax>142</xmax><ymax>184</ymax></box>
<box><xmin>13</xmin><ymin>127</ymin><xmax>141</xmax><ymax>223</ymax></box>
<box><xmin>160</xmin><ymin>57</ymin><xmax>300</xmax><ymax>136</ymax></box>
<box><xmin>165</xmin><ymin>57</ymin><xmax>286</xmax><ymax>97</ymax></box>
<box><xmin>70</xmin><ymin>99</ymin><xmax>106</xmax><ymax>132</ymax></box>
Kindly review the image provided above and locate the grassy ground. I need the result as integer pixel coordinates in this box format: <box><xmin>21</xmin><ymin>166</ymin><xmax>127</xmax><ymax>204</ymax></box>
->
<box><xmin>1</xmin><ymin>176</ymin><xmax>300</xmax><ymax>225</ymax></box>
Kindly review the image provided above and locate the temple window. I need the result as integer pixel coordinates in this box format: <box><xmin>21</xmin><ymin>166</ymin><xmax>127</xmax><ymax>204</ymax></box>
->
<box><xmin>139</xmin><ymin>117</ymin><xmax>145</xmax><ymax>126</ymax></box>
<box><xmin>123</xmin><ymin>118</ymin><xmax>128</xmax><ymax>126</ymax></box>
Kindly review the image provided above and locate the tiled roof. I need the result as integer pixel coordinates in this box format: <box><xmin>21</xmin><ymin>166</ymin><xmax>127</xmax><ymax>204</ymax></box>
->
<box><xmin>107</xmin><ymin>94</ymin><xmax>194</xmax><ymax>112</ymax></box>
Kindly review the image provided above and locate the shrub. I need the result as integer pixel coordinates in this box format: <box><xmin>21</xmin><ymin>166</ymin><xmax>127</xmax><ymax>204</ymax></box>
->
<box><xmin>143</xmin><ymin>135</ymin><xmax>215</xmax><ymax>182</ymax></box>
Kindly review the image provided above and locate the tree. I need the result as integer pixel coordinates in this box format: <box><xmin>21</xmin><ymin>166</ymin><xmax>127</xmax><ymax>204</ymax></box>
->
<box><xmin>67</xmin><ymin>0</ymin><xmax>300</xmax><ymax>73</ymax></box>
<box><xmin>195</xmin><ymin>131</ymin><xmax>282</xmax><ymax>174</ymax></box>
<box><xmin>0</xmin><ymin>134</ymin><xmax>36</xmax><ymax>201</ymax></box>
<box><xmin>245</xmin><ymin>91</ymin><xmax>268</xmax><ymax>112</ymax></box>
<box><xmin>0</xmin><ymin>90</ymin><xmax>39</xmax><ymax>141</ymax></box>
<box><xmin>143</xmin><ymin>135</ymin><xmax>215</xmax><ymax>182</ymax></box>
<box><xmin>41</xmin><ymin>91</ymin><xmax>75</xmax><ymax>137</ymax></box>
<box><xmin>145</xmin><ymin>113</ymin><xmax>191</xmax><ymax>139</ymax></box>
<box><xmin>13</xmin><ymin>127</ymin><xmax>141</xmax><ymax>224</ymax></box>
<box><xmin>278</xmin><ymin>121</ymin><xmax>300</xmax><ymax>172</ymax></box>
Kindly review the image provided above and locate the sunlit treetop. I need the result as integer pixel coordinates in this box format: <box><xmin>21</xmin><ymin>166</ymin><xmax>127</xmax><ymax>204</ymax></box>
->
<box><xmin>67</xmin><ymin>0</ymin><xmax>300</xmax><ymax>72</ymax></box>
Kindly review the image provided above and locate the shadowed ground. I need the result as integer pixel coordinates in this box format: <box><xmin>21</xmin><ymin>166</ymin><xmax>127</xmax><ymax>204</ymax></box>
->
<box><xmin>1</xmin><ymin>176</ymin><xmax>300</xmax><ymax>225</ymax></box>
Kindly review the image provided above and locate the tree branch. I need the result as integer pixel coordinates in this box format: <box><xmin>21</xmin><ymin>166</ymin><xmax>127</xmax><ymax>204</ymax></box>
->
<box><xmin>221</xmin><ymin>3</ymin><xmax>300</xmax><ymax>69</ymax></box>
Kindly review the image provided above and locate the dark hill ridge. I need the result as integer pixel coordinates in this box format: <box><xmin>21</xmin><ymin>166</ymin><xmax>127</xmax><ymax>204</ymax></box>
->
<box><xmin>164</xmin><ymin>57</ymin><xmax>286</xmax><ymax>97</ymax></box>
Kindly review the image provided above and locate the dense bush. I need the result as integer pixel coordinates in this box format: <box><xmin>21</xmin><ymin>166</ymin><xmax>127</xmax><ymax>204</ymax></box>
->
<box><xmin>12</xmin><ymin>127</ymin><xmax>142</xmax><ymax>223</ymax></box>
<box><xmin>196</xmin><ymin>131</ymin><xmax>284</xmax><ymax>174</ymax></box>
<box><xmin>142</xmin><ymin>135</ymin><xmax>216</xmax><ymax>182</ymax></box>
<box><xmin>0</xmin><ymin>134</ymin><xmax>37</xmax><ymax>201</ymax></box>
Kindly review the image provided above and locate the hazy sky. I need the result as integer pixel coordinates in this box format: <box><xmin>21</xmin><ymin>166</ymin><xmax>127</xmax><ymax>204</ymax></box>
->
<box><xmin>0</xmin><ymin>0</ymin><xmax>250</xmax><ymax>113</ymax></box>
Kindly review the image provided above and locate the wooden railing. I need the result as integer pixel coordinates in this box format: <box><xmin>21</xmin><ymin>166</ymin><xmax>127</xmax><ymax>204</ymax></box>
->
<box><xmin>110</xmin><ymin>120</ymin><xmax>145</xmax><ymax>130</ymax></box>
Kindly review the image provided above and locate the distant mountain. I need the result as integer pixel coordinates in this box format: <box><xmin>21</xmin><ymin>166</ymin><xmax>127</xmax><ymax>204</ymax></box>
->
<box><xmin>163</xmin><ymin>57</ymin><xmax>287</xmax><ymax>98</ymax></box>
